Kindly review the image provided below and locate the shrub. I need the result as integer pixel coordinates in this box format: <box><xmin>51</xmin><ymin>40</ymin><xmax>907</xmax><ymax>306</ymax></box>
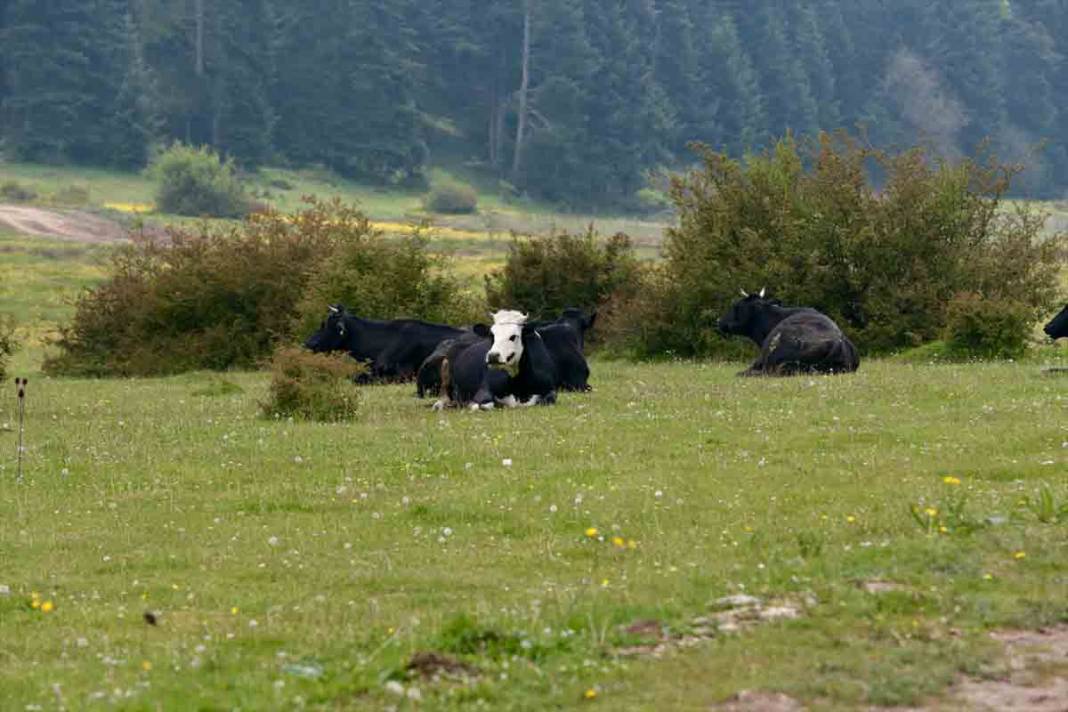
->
<box><xmin>484</xmin><ymin>227</ymin><xmax>641</xmax><ymax>320</ymax></box>
<box><xmin>150</xmin><ymin>143</ymin><xmax>249</xmax><ymax>218</ymax></box>
<box><xmin>44</xmin><ymin>199</ymin><xmax>478</xmax><ymax>377</ymax></box>
<box><xmin>0</xmin><ymin>315</ymin><xmax>17</xmax><ymax>382</ymax></box>
<box><xmin>943</xmin><ymin>292</ymin><xmax>1032</xmax><ymax>359</ymax></box>
<box><xmin>52</xmin><ymin>184</ymin><xmax>90</xmax><ymax>205</ymax></box>
<box><xmin>424</xmin><ymin>181</ymin><xmax>478</xmax><ymax>214</ymax></box>
<box><xmin>606</xmin><ymin>133</ymin><xmax>1063</xmax><ymax>358</ymax></box>
<box><xmin>261</xmin><ymin>347</ymin><xmax>363</xmax><ymax>421</ymax></box>
<box><xmin>0</xmin><ymin>180</ymin><xmax>36</xmax><ymax>202</ymax></box>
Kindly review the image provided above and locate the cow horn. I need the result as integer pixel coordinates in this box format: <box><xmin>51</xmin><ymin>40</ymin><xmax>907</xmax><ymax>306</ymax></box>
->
<box><xmin>328</xmin><ymin>305</ymin><xmax>340</xmax><ymax>314</ymax></box>
<box><xmin>759</xmin><ymin>287</ymin><xmax>766</xmax><ymax>298</ymax></box>
<box><xmin>739</xmin><ymin>288</ymin><xmax>748</xmax><ymax>297</ymax></box>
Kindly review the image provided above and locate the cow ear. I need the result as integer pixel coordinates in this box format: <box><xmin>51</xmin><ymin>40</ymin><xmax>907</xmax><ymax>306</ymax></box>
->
<box><xmin>473</xmin><ymin>324</ymin><xmax>491</xmax><ymax>338</ymax></box>
<box><xmin>586</xmin><ymin>311</ymin><xmax>597</xmax><ymax>330</ymax></box>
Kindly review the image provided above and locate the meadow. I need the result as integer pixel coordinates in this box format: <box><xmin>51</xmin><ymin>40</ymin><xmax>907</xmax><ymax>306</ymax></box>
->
<box><xmin>1</xmin><ymin>164</ymin><xmax>1067</xmax><ymax>710</ymax></box>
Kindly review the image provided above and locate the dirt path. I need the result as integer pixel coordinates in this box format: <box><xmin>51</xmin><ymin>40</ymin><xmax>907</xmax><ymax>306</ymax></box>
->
<box><xmin>0</xmin><ymin>204</ymin><xmax>129</xmax><ymax>243</ymax></box>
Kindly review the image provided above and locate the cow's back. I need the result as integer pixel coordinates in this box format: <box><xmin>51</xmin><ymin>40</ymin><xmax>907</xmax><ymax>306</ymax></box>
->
<box><xmin>762</xmin><ymin>311</ymin><xmax>858</xmax><ymax>374</ymax></box>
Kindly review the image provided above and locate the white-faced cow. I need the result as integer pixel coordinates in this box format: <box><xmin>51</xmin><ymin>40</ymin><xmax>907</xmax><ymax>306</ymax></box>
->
<box><xmin>304</xmin><ymin>304</ymin><xmax>464</xmax><ymax>383</ymax></box>
<box><xmin>1045</xmin><ymin>304</ymin><xmax>1068</xmax><ymax>340</ymax></box>
<box><xmin>718</xmin><ymin>289</ymin><xmax>860</xmax><ymax>376</ymax></box>
<box><xmin>435</xmin><ymin>310</ymin><xmax>558</xmax><ymax>410</ymax></box>
<box><xmin>417</xmin><ymin>307</ymin><xmax>593</xmax><ymax>397</ymax></box>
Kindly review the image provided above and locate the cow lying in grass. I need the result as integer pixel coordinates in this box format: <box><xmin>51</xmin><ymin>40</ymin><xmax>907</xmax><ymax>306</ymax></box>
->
<box><xmin>718</xmin><ymin>289</ymin><xmax>860</xmax><ymax>376</ymax></box>
<box><xmin>434</xmin><ymin>310</ymin><xmax>558</xmax><ymax>410</ymax></box>
<box><xmin>304</xmin><ymin>304</ymin><xmax>464</xmax><ymax>383</ymax></box>
<box><xmin>416</xmin><ymin>307</ymin><xmax>593</xmax><ymax>397</ymax></box>
<box><xmin>1045</xmin><ymin>304</ymin><xmax>1068</xmax><ymax>340</ymax></box>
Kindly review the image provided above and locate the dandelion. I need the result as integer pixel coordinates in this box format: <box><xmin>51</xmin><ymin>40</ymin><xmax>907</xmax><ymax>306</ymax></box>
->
<box><xmin>626</xmin><ymin>539</ymin><xmax>637</xmax><ymax>550</ymax></box>
<box><xmin>585</xmin><ymin>527</ymin><xmax>599</xmax><ymax>539</ymax></box>
<box><xmin>583</xmin><ymin>688</ymin><xmax>598</xmax><ymax>700</ymax></box>
<box><xmin>611</xmin><ymin>536</ymin><xmax>625</xmax><ymax>548</ymax></box>
<box><xmin>141</xmin><ymin>660</ymin><xmax>152</xmax><ymax>672</ymax></box>
<box><xmin>924</xmin><ymin>507</ymin><xmax>938</xmax><ymax>517</ymax></box>
<box><xmin>40</xmin><ymin>601</ymin><xmax>55</xmax><ymax>613</ymax></box>
<box><xmin>1013</xmin><ymin>551</ymin><xmax>1026</xmax><ymax>560</ymax></box>
<box><xmin>938</xmin><ymin>526</ymin><xmax>948</xmax><ymax>534</ymax></box>
<box><xmin>846</xmin><ymin>515</ymin><xmax>856</xmax><ymax>524</ymax></box>
<box><xmin>943</xmin><ymin>475</ymin><xmax>961</xmax><ymax>486</ymax></box>
<box><xmin>600</xmin><ymin>579</ymin><xmax>609</xmax><ymax>587</ymax></box>
<box><xmin>231</xmin><ymin>606</ymin><xmax>239</xmax><ymax>615</ymax></box>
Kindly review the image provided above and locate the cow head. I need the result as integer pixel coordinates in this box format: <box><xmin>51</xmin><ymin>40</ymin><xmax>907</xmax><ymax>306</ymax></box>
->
<box><xmin>718</xmin><ymin>289</ymin><xmax>775</xmax><ymax>343</ymax></box>
<box><xmin>1045</xmin><ymin>304</ymin><xmax>1068</xmax><ymax>340</ymax></box>
<box><xmin>304</xmin><ymin>304</ymin><xmax>350</xmax><ymax>352</ymax></box>
<box><xmin>485</xmin><ymin>309</ymin><xmax>529</xmax><ymax>374</ymax></box>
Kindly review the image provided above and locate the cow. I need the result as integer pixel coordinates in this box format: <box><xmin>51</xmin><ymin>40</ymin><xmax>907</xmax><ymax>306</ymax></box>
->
<box><xmin>1045</xmin><ymin>304</ymin><xmax>1068</xmax><ymax>340</ymax></box>
<box><xmin>417</xmin><ymin>307</ymin><xmax>593</xmax><ymax>397</ymax></box>
<box><xmin>304</xmin><ymin>304</ymin><xmax>464</xmax><ymax>382</ymax></box>
<box><xmin>717</xmin><ymin>289</ymin><xmax>860</xmax><ymax>376</ymax></box>
<box><xmin>434</xmin><ymin>310</ymin><xmax>558</xmax><ymax>410</ymax></box>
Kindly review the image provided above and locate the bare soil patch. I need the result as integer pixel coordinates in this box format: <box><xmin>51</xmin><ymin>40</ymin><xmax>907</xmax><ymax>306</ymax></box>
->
<box><xmin>0</xmin><ymin>204</ymin><xmax>129</xmax><ymax>243</ymax></box>
<box><xmin>950</xmin><ymin>626</ymin><xmax>1068</xmax><ymax>711</ymax></box>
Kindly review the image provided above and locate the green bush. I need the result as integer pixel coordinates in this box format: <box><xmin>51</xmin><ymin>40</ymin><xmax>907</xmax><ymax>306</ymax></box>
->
<box><xmin>0</xmin><ymin>180</ymin><xmax>36</xmax><ymax>202</ymax></box>
<box><xmin>484</xmin><ymin>227</ymin><xmax>641</xmax><ymax>320</ymax></box>
<box><xmin>606</xmin><ymin>133</ymin><xmax>1063</xmax><ymax>358</ymax></box>
<box><xmin>261</xmin><ymin>347</ymin><xmax>363</xmax><ymax>421</ymax></box>
<box><xmin>0</xmin><ymin>315</ymin><xmax>17</xmax><ymax>382</ymax></box>
<box><xmin>44</xmin><ymin>199</ymin><xmax>477</xmax><ymax>377</ymax></box>
<box><xmin>943</xmin><ymin>292</ymin><xmax>1032</xmax><ymax>359</ymax></box>
<box><xmin>295</xmin><ymin>227</ymin><xmax>480</xmax><ymax>337</ymax></box>
<box><xmin>150</xmin><ymin>143</ymin><xmax>249</xmax><ymax>218</ymax></box>
<box><xmin>424</xmin><ymin>181</ymin><xmax>478</xmax><ymax>214</ymax></box>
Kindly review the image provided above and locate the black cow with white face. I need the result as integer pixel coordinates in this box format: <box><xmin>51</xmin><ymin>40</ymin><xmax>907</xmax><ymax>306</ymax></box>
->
<box><xmin>1045</xmin><ymin>304</ymin><xmax>1068</xmax><ymax>340</ymax></box>
<box><xmin>718</xmin><ymin>289</ymin><xmax>860</xmax><ymax>376</ymax></box>
<box><xmin>435</xmin><ymin>310</ymin><xmax>557</xmax><ymax>410</ymax></box>
<box><xmin>417</xmin><ymin>307</ymin><xmax>593</xmax><ymax>397</ymax></box>
<box><xmin>304</xmin><ymin>304</ymin><xmax>464</xmax><ymax>382</ymax></box>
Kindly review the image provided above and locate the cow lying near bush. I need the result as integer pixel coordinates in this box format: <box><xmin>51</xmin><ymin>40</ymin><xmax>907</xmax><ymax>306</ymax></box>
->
<box><xmin>433</xmin><ymin>310</ymin><xmax>559</xmax><ymax>410</ymax></box>
<box><xmin>416</xmin><ymin>307</ymin><xmax>593</xmax><ymax>398</ymax></box>
<box><xmin>718</xmin><ymin>290</ymin><xmax>860</xmax><ymax>376</ymax></box>
<box><xmin>304</xmin><ymin>304</ymin><xmax>464</xmax><ymax>383</ymax></box>
<box><xmin>1045</xmin><ymin>304</ymin><xmax>1068</xmax><ymax>340</ymax></box>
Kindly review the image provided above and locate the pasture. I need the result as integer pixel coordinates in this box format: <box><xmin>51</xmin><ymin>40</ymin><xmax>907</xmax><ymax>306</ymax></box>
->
<box><xmin>1</xmin><ymin>166</ymin><xmax>1066</xmax><ymax>709</ymax></box>
<box><xmin>1</xmin><ymin>356</ymin><xmax>1066</xmax><ymax>709</ymax></box>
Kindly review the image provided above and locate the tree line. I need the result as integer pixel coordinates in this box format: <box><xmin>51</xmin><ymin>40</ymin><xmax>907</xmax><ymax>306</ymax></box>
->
<box><xmin>2</xmin><ymin>0</ymin><xmax>1066</xmax><ymax>208</ymax></box>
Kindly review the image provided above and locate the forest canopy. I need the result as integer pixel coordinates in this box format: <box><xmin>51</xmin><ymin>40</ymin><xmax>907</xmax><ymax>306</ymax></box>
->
<box><xmin>1</xmin><ymin>0</ymin><xmax>1066</xmax><ymax>209</ymax></box>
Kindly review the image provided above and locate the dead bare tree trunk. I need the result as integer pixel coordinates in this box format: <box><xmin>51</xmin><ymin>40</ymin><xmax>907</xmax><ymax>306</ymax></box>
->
<box><xmin>194</xmin><ymin>0</ymin><xmax>205</xmax><ymax>76</ymax></box>
<box><xmin>511</xmin><ymin>0</ymin><xmax>531</xmax><ymax>180</ymax></box>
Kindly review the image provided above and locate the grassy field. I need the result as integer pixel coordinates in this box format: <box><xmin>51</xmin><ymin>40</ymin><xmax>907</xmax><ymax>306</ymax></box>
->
<box><xmin>0</xmin><ymin>163</ymin><xmax>1066</xmax><ymax>710</ymax></box>
<box><xmin>0</xmin><ymin>359</ymin><xmax>1065</xmax><ymax>710</ymax></box>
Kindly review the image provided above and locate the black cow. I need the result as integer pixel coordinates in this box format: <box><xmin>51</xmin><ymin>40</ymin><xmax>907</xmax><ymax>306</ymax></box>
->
<box><xmin>417</xmin><ymin>308</ymin><xmax>593</xmax><ymax>397</ymax></box>
<box><xmin>1045</xmin><ymin>304</ymin><xmax>1068</xmax><ymax>340</ymax></box>
<box><xmin>435</xmin><ymin>310</ymin><xmax>557</xmax><ymax>410</ymax></box>
<box><xmin>304</xmin><ymin>304</ymin><xmax>464</xmax><ymax>382</ymax></box>
<box><xmin>718</xmin><ymin>289</ymin><xmax>860</xmax><ymax>376</ymax></box>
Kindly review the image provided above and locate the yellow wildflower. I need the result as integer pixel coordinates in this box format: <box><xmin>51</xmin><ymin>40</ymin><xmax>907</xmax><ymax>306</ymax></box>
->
<box><xmin>30</xmin><ymin>599</ymin><xmax>40</xmax><ymax>610</ymax></box>
<box><xmin>943</xmin><ymin>476</ymin><xmax>961</xmax><ymax>486</ymax></box>
<box><xmin>40</xmin><ymin>601</ymin><xmax>55</xmax><ymax>613</ymax></box>
<box><xmin>585</xmin><ymin>527</ymin><xmax>599</xmax><ymax>539</ymax></box>
<box><xmin>231</xmin><ymin>606</ymin><xmax>239</xmax><ymax>615</ymax></box>
<box><xmin>583</xmin><ymin>688</ymin><xmax>598</xmax><ymax>700</ymax></box>
<box><xmin>611</xmin><ymin>536</ymin><xmax>625</xmax><ymax>548</ymax></box>
<box><xmin>938</xmin><ymin>526</ymin><xmax>949</xmax><ymax>534</ymax></box>
<box><xmin>141</xmin><ymin>660</ymin><xmax>153</xmax><ymax>672</ymax></box>
<box><xmin>626</xmin><ymin>539</ymin><xmax>637</xmax><ymax>550</ymax></box>
<box><xmin>600</xmin><ymin>579</ymin><xmax>609</xmax><ymax>587</ymax></box>
<box><xmin>924</xmin><ymin>507</ymin><xmax>938</xmax><ymax>517</ymax></box>
<box><xmin>1013</xmin><ymin>551</ymin><xmax>1026</xmax><ymax>560</ymax></box>
<box><xmin>846</xmin><ymin>515</ymin><xmax>856</xmax><ymax>523</ymax></box>
<box><xmin>982</xmin><ymin>573</ymin><xmax>993</xmax><ymax>580</ymax></box>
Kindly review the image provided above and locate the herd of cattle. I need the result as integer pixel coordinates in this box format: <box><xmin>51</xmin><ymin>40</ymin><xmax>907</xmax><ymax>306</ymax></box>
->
<box><xmin>304</xmin><ymin>295</ymin><xmax>1068</xmax><ymax>409</ymax></box>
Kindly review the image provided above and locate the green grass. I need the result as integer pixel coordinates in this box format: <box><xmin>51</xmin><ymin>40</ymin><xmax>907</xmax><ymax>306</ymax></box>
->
<box><xmin>0</xmin><ymin>360</ymin><xmax>1065</xmax><ymax>709</ymax></box>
